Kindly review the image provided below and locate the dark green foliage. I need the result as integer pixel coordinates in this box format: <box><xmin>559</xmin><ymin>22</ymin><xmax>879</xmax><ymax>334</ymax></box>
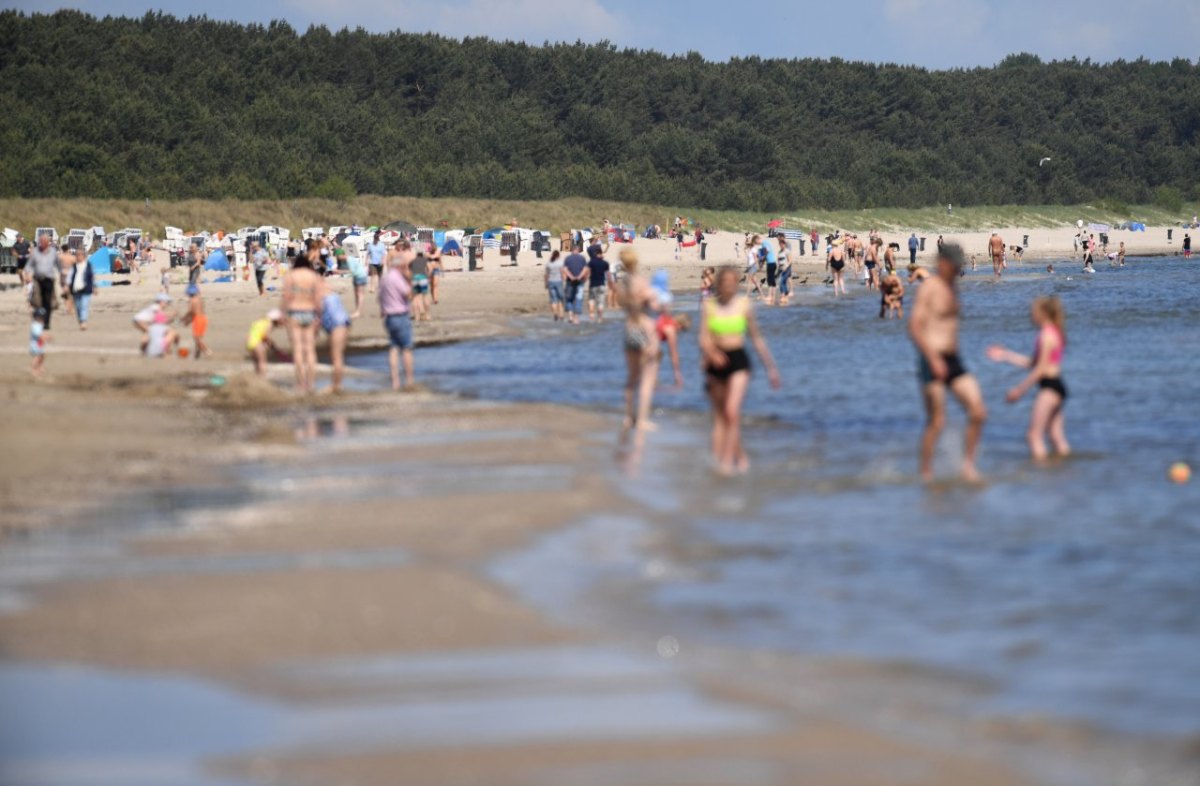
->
<box><xmin>312</xmin><ymin>175</ymin><xmax>356</xmax><ymax>203</ymax></box>
<box><xmin>1153</xmin><ymin>186</ymin><xmax>1184</xmax><ymax>214</ymax></box>
<box><xmin>1</xmin><ymin>13</ymin><xmax>1197</xmax><ymax>210</ymax></box>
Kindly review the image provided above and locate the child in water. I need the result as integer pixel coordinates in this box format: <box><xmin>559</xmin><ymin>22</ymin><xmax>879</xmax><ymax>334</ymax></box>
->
<box><xmin>987</xmin><ymin>297</ymin><xmax>1071</xmax><ymax>462</ymax></box>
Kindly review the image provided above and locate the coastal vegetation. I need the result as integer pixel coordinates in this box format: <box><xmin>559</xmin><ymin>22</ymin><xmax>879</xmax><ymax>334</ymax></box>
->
<box><xmin>1</xmin><ymin>11</ymin><xmax>1198</xmax><ymax>212</ymax></box>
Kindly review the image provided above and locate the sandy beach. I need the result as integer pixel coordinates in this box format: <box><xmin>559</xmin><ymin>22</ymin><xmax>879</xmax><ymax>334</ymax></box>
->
<box><xmin>1</xmin><ymin>221</ymin><xmax>1195</xmax><ymax>786</ymax></box>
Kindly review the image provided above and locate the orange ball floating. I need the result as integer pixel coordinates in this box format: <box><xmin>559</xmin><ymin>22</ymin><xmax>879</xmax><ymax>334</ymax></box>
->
<box><xmin>1168</xmin><ymin>462</ymin><xmax>1191</xmax><ymax>485</ymax></box>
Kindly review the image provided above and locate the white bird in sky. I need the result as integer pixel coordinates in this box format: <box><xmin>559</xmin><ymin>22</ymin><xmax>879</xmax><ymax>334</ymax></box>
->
<box><xmin>1039</xmin><ymin>157</ymin><xmax>1053</xmax><ymax>167</ymax></box>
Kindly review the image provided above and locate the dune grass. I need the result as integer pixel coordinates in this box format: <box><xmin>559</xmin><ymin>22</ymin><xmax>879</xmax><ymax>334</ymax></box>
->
<box><xmin>1</xmin><ymin>196</ymin><xmax>1195</xmax><ymax>238</ymax></box>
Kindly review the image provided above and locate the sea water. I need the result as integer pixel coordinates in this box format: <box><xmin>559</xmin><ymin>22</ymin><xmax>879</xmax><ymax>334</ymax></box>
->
<box><xmin>358</xmin><ymin>257</ymin><xmax>1200</xmax><ymax>738</ymax></box>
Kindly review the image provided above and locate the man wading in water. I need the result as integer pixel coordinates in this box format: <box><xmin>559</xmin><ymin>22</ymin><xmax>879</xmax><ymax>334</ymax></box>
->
<box><xmin>989</xmin><ymin>232</ymin><xmax>1005</xmax><ymax>280</ymax></box>
<box><xmin>908</xmin><ymin>244</ymin><xmax>987</xmax><ymax>483</ymax></box>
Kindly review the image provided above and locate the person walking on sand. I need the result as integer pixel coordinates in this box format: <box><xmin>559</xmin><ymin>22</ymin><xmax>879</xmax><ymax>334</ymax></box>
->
<box><xmin>67</xmin><ymin>248</ymin><xmax>95</xmax><ymax>331</ymax></box>
<box><xmin>182</xmin><ymin>284</ymin><xmax>211</xmax><ymax>359</ymax></box>
<box><xmin>563</xmin><ymin>244</ymin><xmax>588</xmax><ymax>326</ymax></box>
<box><xmin>700</xmin><ymin>267</ymin><xmax>781</xmax><ymax>475</ymax></box>
<box><xmin>57</xmin><ymin>245</ymin><xmax>76</xmax><ymax>319</ymax></box>
<box><xmin>989</xmin><ymin>232</ymin><xmax>1005</xmax><ymax>280</ymax></box>
<box><xmin>827</xmin><ymin>239</ymin><xmax>847</xmax><ymax>296</ymax></box>
<box><xmin>379</xmin><ymin>245</ymin><xmax>415</xmax><ymax>390</ymax></box>
<box><xmin>987</xmin><ymin>296</ymin><xmax>1071</xmax><ymax>462</ymax></box>
<box><xmin>617</xmin><ymin>249</ymin><xmax>660</xmax><ymax>434</ymax></box>
<box><xmin>27</xmin><ymin>234</ymin><xmax>60</xmax><ymax>329</ymax></box>
<box><xmin>908</xmin><ymin>232</ymin><xmax>919</xmax><ymax>266</ymax></box>
<box><xmin>908</xmin><ymin>244</ymin><xmax>987</xmax><ymax>483</ymax></box>
<box><xmin>346</xmin><ymin>244</ymin><xmax>369</xmax><ymax>319</ymax></box>
<box><xmin>428</xmin><ymin>248</ymin><xmax>443</xmax><ymax>306</ymax></box>
<box><xmin>13</xmin><ymin>233</ymin><xmax>31</xmax><ymax>284</ymax></box>
<box><xmin>409</xmin><ymin>250</ymin><xmax>432</xmax><ymax>322</ymax></box>
<box><xmin>251</xmin><ymin>242</ymin><xmax>270</xmax><ymax>297</ymax></box>
<box><xmin>544</xmin><ymin>250</ymin><xmax>566</xmax><ymax>321</ymax></box>
<box><xmin>321</xmin><ymin>287</ymin><xmax>352</xmax><ymax>393</ymax></box>
<box><xmin>281</xmin><ymin>241</ymin><xmax>325</xmax><ymax>394</ymax></box>
<box><xmin>366</xmin><ymin>231</ymin><xmax>387</xmax><ymax>294</ymax></box>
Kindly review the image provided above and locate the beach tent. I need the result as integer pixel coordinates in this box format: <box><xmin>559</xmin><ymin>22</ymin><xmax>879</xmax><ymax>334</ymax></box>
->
<box><xmin>204</xmin><ymin>249</ymin><xmax>231</xmax><ymax>271</ymax></box>
<box><xmin>440</xmin><ymin>238</ymin><xmax>462</xmax><ymax>256</ymax></box>
<box><xmin>88</xmin><ymin>246</ymin><xmax>120</xmax><ymax>275</ymax></box>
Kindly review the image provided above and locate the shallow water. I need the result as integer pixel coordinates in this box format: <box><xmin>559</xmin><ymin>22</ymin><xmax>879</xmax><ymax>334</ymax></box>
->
<box><xmin>360</xmin><ymin>258</ymin><xmax>1200</xmax><ymax>737</ymax></box>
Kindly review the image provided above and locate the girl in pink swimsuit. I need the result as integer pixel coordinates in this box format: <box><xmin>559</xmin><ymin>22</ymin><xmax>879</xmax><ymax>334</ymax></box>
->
<box><xmin>987</xmin><ymin>297</ymin><xmax>1071</xmax><ymax>462</ymax></box>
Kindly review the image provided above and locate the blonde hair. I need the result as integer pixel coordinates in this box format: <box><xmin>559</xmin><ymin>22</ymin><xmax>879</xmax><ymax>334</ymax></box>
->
<box><xmin>1034</xmin><ymin>296</ymin><xmax>1066</xmax><ymax>341</ymax></box>
<box><xmin>619</xmin><ymin>248</ymin><xmax>639</xmax><ymax>273</ymax></box>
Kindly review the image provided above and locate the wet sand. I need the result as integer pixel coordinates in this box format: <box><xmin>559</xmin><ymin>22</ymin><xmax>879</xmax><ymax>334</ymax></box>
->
<box><xmin>0</xmin><ymin>386</ymin><xmax>1034</xmax><ymax>786</ymax></box>
<box><xmin>0</xmin><ymin>227</ymin><xmax>1187</xmax><ymax>785</ymax></box>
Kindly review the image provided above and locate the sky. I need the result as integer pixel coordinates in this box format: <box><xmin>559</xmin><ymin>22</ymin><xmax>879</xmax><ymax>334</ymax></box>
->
<box><xmin>9</xmin><ymin>0</ymin><xmax>1200</xmax><ymax>69</ymax></box>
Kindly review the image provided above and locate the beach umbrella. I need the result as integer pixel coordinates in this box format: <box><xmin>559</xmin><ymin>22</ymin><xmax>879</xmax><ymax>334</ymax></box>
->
<box><xmin>382</xmin><ymin>220</ymin><xmax>417</xmax><ymax>234</ymax></box>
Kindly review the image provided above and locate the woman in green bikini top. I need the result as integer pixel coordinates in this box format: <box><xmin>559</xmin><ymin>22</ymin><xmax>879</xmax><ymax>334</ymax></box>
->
<box><xmin>699</xmin><ymin>267</ymin><xmax>782</xmax><ymax>476</ymax></box>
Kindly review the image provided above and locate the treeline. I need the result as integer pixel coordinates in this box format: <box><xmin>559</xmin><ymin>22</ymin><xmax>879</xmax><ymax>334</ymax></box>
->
<box><xmin>0</xmin><ymin>11</ymin><xmax>1197</xmax><ymax>212</ymax></box>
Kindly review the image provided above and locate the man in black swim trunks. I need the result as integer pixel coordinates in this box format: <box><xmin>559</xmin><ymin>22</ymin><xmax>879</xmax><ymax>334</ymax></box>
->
<box><xmin>908</xmin><ymin>243</ymin><xmax>987</xmax><ymax>482</ymax></box>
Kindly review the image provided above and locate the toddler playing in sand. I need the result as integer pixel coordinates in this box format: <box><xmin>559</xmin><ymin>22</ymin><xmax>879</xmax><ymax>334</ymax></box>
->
<box><xmin>247</xmin><ymin>309</ymin><xmax>286</xmax><ymax>376</ymax></box>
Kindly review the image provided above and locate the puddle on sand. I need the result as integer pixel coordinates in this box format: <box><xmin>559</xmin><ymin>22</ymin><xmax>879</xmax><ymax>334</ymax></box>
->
<box><xmin>0</xmin><ymin>547</ymin><xmax>410</xmax><ymax>614</ymax></box>
<box><xmin>0</xmin><ymin>646</ymin><xmax>775</xmax><ymax>786</ymax></box>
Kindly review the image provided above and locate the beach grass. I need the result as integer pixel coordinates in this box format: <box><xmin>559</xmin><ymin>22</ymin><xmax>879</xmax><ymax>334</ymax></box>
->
<box><xmin>1</xmin><ymin>196</ymin><xmax>1195</xmax><ymax>238</ymax></box>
